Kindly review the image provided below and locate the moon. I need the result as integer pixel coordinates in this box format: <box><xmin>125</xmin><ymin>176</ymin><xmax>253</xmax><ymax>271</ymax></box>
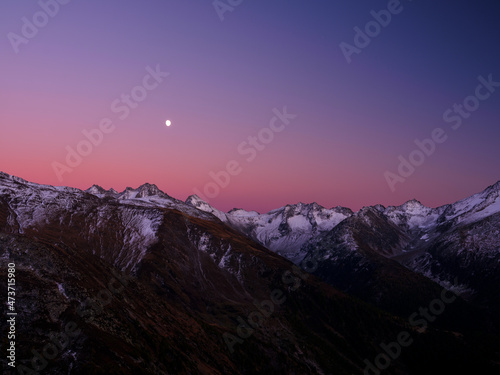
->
<box><xmin>165</xmin><ymin>120</ymin><xmax>172</xmax><ymax>127</ymax></box>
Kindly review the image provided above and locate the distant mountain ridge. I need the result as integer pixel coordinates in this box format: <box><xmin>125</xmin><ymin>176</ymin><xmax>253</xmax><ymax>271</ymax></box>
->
<box><xmin>1</xmin><ymin>171</ymin><xmax>500</xmax><ymax>374</ymax></box>
<box><xmin>3</xmin><ymin>171</ymin><xmax>499</xmax><ymax>267</ymax></box>
<box><xmin>184</xmin><ymin>177</ymin><xmax>500</xmax><ymax>328</ymax></box>
<box><xmin>2</xmin><ymin>170</ymin><xmax>500</xmax><ymax>307</ymax></box>
<box><xmin>79</xmin><ymin>174</ymin><xmax>500</xmax><ymax>234</ymax></box>
<box><xmin>4</xmin><ymin>170</ymin><xmax>499</xmax><ymax>306</ymax></box>
<box><xmin>3</xmin><ymin>171</ymin><xmax>498</xmax><ymax>269</ymax></box>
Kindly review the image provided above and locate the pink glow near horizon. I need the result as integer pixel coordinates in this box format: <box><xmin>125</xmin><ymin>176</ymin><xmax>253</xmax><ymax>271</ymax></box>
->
<box><xmin>1</xmin><ymin>1</ymin><xmax>499</xmax><ymax>214</ymax></box>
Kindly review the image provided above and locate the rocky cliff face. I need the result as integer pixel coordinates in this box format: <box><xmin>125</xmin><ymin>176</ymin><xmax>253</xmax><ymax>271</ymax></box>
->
<box><xmin>188</xmin><ymin>178</ymin><xmax>500</xmax><ymax>326</ymax></box>
<box><xmin>186</xmin><ymin>195</ymin><xmax>353</xmax><ymax>263</ymax></box>
<box><xmin>1</xmin><ymin>172</ymin><xmax>500</xmax><ymax>374</ymax></box>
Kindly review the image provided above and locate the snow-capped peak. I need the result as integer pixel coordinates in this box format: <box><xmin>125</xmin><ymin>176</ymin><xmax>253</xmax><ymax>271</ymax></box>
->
<box><xmin>86</xmin><ymin>185</ymin><xmax>108</xmax><ymax>195</ymax></box>
<box><xmin>401</xmin><ymin>199</ymin><xmax>425</xmax><ymax>209</ymax></box>
<box><xmin>384</xmin><ymin>200</ymin><xmax>443</xmax><ymax>231</ymax></box>
<box><xmin>133</xmin><ymin>183</ymin><xmax>171</xmax><ymax>199</ymax></box>
<box><xmin>227</xmin><ymin>208</ymin><xmax>260</xmax><ymax>217</ymax></box>
<box><xmin>185</xmin><ymin>194</ymin><xmax>206</xmax><ymax>206</ymax></box>
<box><xmin>444</xmin><ymin>180</ymin><xmax>500</xmax><ymax>225</ymax></box>
<box><xmin>185</xmin><ymin>195</ymin><xmax>228</xmax><ymax>222</ymax></box>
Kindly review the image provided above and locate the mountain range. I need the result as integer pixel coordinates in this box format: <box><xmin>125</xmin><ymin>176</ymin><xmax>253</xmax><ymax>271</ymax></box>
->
<box><xmin>1</xmin><ymin>171</ymin><xmax>500</xmax><ymax>374</ymax></box>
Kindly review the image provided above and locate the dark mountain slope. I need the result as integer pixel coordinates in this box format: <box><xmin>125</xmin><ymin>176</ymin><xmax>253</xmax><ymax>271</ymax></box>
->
<box><xmin>1</xmin><ymin>173</ymin><xmax>500</xmax><ymax>374</ymax></box>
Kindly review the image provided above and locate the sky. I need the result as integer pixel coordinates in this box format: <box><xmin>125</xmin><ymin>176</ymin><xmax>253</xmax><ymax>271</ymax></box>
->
<box><xmin>1</xmin><ymin>0</ymin><xmax>499</xmax><ymax>213</ymax></box>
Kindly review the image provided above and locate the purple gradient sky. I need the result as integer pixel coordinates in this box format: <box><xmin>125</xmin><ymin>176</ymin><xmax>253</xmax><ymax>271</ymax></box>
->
<box><xmin>1</xmin><ymin>0</ymin><xmax>499</xmax><ymax>213</ymax></box>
